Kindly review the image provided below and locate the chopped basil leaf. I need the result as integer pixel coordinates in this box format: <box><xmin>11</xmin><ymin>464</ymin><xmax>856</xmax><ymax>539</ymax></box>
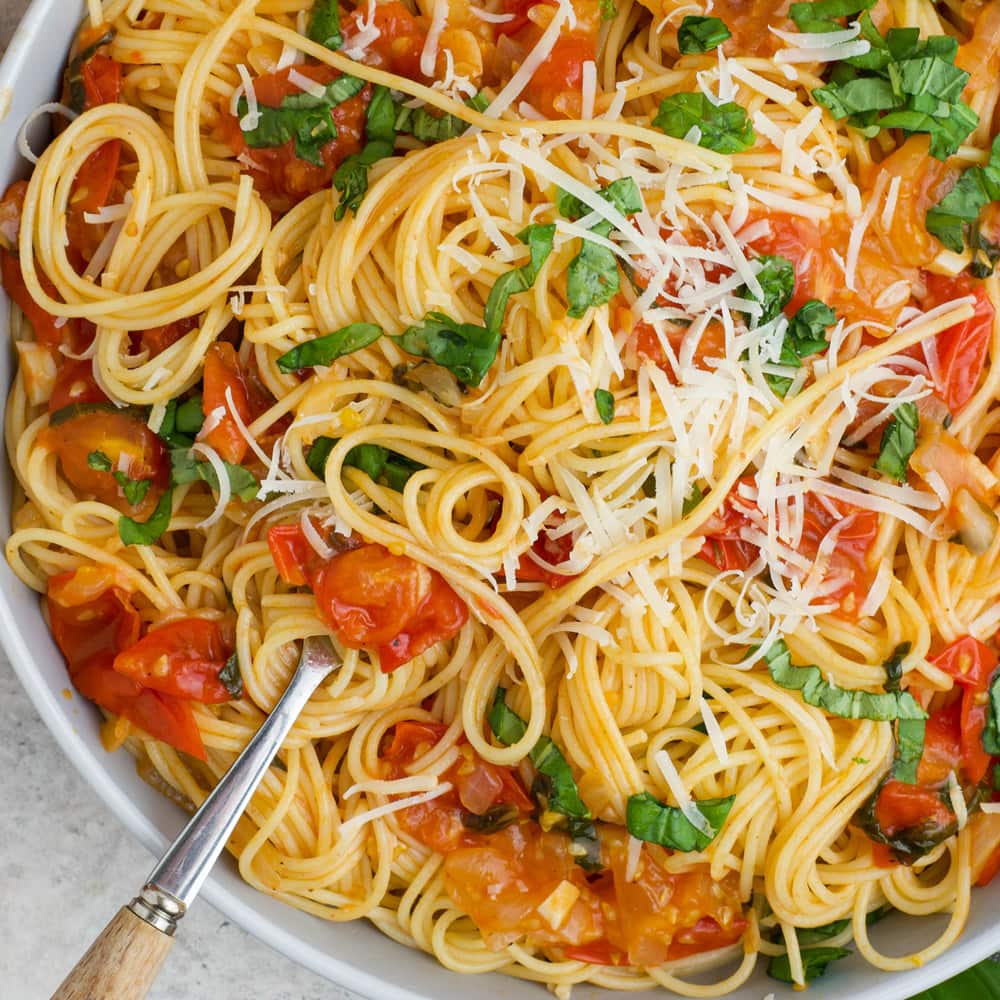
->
<box><xmin>118</xmin><ymin>488</ymin><xmax>174</xmax><ymax>546</ymax></box>
<box><xmin>306</xmin><ymin>436</ymin><xmax>424</xmax><ymax>490</ymax></box>
<box><xmin>677</xmin><ymin>15</ymin><xmax>731</xmax><ymax>54</ymax></box>
<box><xmin>175</xmin><ymin>395</ymin><xmax>205</xmax><ymax>435</ymax></box>
<box><xmin>983</xmin><ymin>669</ymin><xmax>1000</xmax><ymax>755</ymax></box>
<box><xmin>170</xmin><ymin>449</ymin><xmax>259</xmax><ymax>502</ymax></box>
<box><xmin>626</xmin><ymin>790</ymin><xmax>735</xmax><ymax>851</ymax></box>
<box><xmin>993</xmin><ymin>762</ymin><xmax>1000</xmax><ymax>791</ymax></box>
<box><xmin>238</xmin><ymin>75</ymin><xmax>366</xmax><ymax>165</ymax></box>
<box><xmin>557</xmin><ymin>178</ymin><xmax>642</xmax><ymax>318</ymax></box>
<box><xmin>333</xmin><ymin>85</ymin><xmax>396</xmax><ymax>220</ymax></box>
<box><xmin>926</xmin><ymin>135</ymin><xmax>1000</xmax><ymax>275</ymax></box>
<box><xmin>277</xmin><ymin>322</ymin><xmax>383</xmax><ymax>373</ymax></box>
<box><xmin>87</xmin><ymin>450</ymin><xmax>113</xmax><ymax>472</ymax></box>
<box><xmin>740</xmin><ymin>255</ymin><xmax>795</xmax><ymax>326</ymax></box>
<box><xmin>767</xmin><ymin>947</ymin><xmax>851</xmax><ymax>985</ymax></box>
<box><xmin>654</xmin><ymin>92</ymin><xmax>755</xmax><ymax>153</ymax></box>
<box><xmin>912</xmin><ymin>960</ymin><xmax>1000</xmax><ymax>1000</ymax></box>
<box><xmin>156</xmin><ymin>400</ymin><xmax>194</xmax><ymax>450</ymax></box>
<box><xmin>594</xmin><ymin>388</ymin><xmax>615</xmax><ymax>424</ymax></box>
<box><xmin>484</xmin><ymin>223</ymin><xmax>556</xmax><ymax>332</ymax></box>
<box><xmin>800</xmin><ymin>11</ymin><xmax>977</xmax><ymax>159</ymax></box>
<box><xmin>789</xmin><ymin>0</ymin><xmax>874</xmax><ymax>32</ymax></box>
<box><xmin>88</xmin><ymin>450</ymin><xmax>152</xmax><ymax>507</ymax></box>
<box><xmin>873</xmin><ymin>401</ymin><xmax>918</xmax><ymax>482</ymax></box>
<box><xmin>393</xmin><ymin>312</ymin><xmax>501</xmax><ymax>387</ymax></box>
<box><xmin>307</xmin><ymin>0</ymin><xmax>342</xmax><ymax>51</ymax></box>
<box><xmin>599</xmin><ymin>0</ymin><xmax>617</xmax><ymax>19</ymax></box>
<box><xmin>683</xmin><ymin>482</ymin><xmax>705</xmax><ymax>514</ymax></box>
<box><xmin>767</xmin><ymin>298</ymin><xmax>835</xmax><ymax>396</ymax></box>
<box><xmin>764</xmin><ymin>639</ymin><xmax>927</xmax><ymax>723</ymax></box>
<box><xmin>394</xmin><ymin>92</ymin><xmax>487</xmax><ymax>143</ymax></box>
<box><xmin>218</xmin><ymin>652</ymin><xmax>244</xmax><ymax>699</ymax></box>
<box><xmin>795</xmin><ymin>918</ymin><xmax>849</xmax><ymax>946</ymax></box>
<box><xmin>488</xmin><ymin>687</ymin><xmax>599</xmax><ymax>868</ymax></box>
<box><xmin>893</xmin><ymin>717</ymin><xmax>926</xmax><ymax>785</ymax></box>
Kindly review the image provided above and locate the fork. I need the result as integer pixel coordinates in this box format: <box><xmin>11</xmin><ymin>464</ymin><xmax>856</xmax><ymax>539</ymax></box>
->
<box><xmin>51</xmin><ymin>635</ymin><xmax>340</xmax><ymax>1000</ymax></box>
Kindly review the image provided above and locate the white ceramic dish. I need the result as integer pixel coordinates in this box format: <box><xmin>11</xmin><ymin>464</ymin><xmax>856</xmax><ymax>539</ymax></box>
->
<box><xmin>0</xmin><ymin>3</ymin><xmax>996</xmax><ymax>997</ymax></box>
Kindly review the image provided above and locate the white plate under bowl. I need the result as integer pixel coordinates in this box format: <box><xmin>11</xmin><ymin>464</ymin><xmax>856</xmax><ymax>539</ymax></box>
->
<box><xmin>0</xmin><ymin>2</ymin><xmax>994</xmax><ymax>997</ymax></box>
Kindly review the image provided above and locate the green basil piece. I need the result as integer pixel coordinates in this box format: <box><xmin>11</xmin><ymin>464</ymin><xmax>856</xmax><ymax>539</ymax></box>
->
<box><xmin>926</xmin><ymin>135</ymin><xmax>1000</xmax><ymax>275</ymax></box>
<box><xmin>740</xmin><ymin>255</ymin><xmax>795</xmax><ymax>326</ymax></box>
<box><xmin>873</xmin><ymin>402</ymin><xmax>918</xmax><ymax>482</ymax></box>
<box><xmin>599</xmin><ymin>0</ymin><xmax>617</xmax><ymax>18</ymax></box>
<box><xmin>461</xmin><ymin>802</ymin><xmax>520</xmax><ymax>833</ymax></box>
<box><xmin>88</xmin><ymin>450</ymin><xmax>152</xmax><ymax>507</ymax></box>
<box><xmin>677</xmin><ymin>15</ymin><xmax>731</xmax><ymax>53</ymax></box>
<box><xmin>238</xmin><ymin>75</ymin><xmax>366</xmax><ymax>165</ymax></box>
<box><xmin>488</xmin><ymin>688</ymin><xmax>600</xmax><ymax>868</ymax></box>
<box><xmin>983</xmin><ymin>669</ymin><xmax>1000</xmax><ymax>754</ymax></box>
<box><xmin>170</xmin><ymin>449</ymin><xmax>258</xmax><ymax>502</ymax></box>
<box><xmin>307</xmin><ymin>0</ymin><xmax>342</xmax><ymax>51</ymax></box>
<box><xmin>306</xmin><ymin>436</ymin><xmax>424</xmax><ymax>490</ymax></box>
<box><xmin>653</xmin><ymin>92</ymin><xmax>755</xmax><ymax>153</ymax></box>
<box><xmin>483</xmin><ymin>223</ymin><xmax>556</xmax><ymax>332</ymax></box>
<box><xmin>767</xmin><ymin>947</ymin><xmax>852</xmax><ymax>985</ymax></box>
<box><xmin>789</xmin><ymin>0</ymin><xmax>875</xmax><ymax>32</ymax></box>
<box><xmin>625</xmin><ymin>790</ymin><xmax>735</xmax><ymax>852</ymax></box>
<box><xmin>118</xmin><ymin>488</ymin><xmax>174</xmax><ymax>546</ymax></box>
<box><xmin>333</xmin><ymin>85</ymin><xmax>397</xmax><ymax>220</ymax></box>
<box><xmin>594</xmin><ymin>388</ymin><xmax>615</xmax><ymax>424</ymax></box>
<box><xmin>218</xmin><ymin>652</ymin><xmax>244</xmax><ymax>699</ymax></box>
<box><xmin>277</xmin><ymin>322</ymin><xmax>384</xmax><ymax>372</ymax></box>
<box><xmin>175</xmin><ymin>395</ymin><xmax>205</xmax><ymax>435</ymax></box>
<box><xmin>394</xmin><ymin>92</ymin><xmax>487</xmax><ymax>143</ymax></box>
<box><xmin>764</xmin><ymin>639</ymin><xmax>927</xmax><ymax>723</ymax></box>
<box><xmin>393</xmin><ymin>313</ymin><xmax>501</xmax><ymax>387</ymax></box>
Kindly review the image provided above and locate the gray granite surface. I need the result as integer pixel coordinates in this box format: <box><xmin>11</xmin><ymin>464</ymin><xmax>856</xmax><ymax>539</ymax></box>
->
<box><xmin>0</xmin><ymin>4</ymin><xmax>360</xmax><ymax>997</ymax></box>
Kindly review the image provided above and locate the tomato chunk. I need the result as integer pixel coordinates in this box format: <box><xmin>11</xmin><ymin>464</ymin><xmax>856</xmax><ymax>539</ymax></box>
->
<box><xmin>874</xmin><ymin>781</ymin><xmax>954</xmax><ymax>838</ymax></box>
<box><xmin>48</xmin><ymin>359</ymin><xmax>108</xmax><ymax>412</ymax></box>
<box><xmin>113</xmin><ymin>617</ymin><xmax>234</xmax><ymax>704</ymax></box>
<box><xmin>514</xmin><ymin>516</ymin><xmax>579</xmax><ymax>589</ymax></box>
<box><xmin>46</xmin><ymin>567</ymin><xmax>206</xmax><ymax>760</ymax></box>
<box><xmin>41</xmin><ymin>406</ymin><xmax>169</xmax><ymax>514</ymax></box>
<box><xmin>201</xmin><ymin>342</ymin><xmax>254</xmax><ymax>464</ymax></box>
<box><xmin>922</xmin><ymin>274</ymin><xmax>994</xmax><ymax>414</ymax></box>
<box><xmin>343</xmin><ymin>1</ymin><xmax>427</xmax><ymax>78</ymax></box>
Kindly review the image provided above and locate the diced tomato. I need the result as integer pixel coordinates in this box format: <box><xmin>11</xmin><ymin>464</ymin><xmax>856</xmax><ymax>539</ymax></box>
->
<box><xmin>218</xmin><ymin>63</ymin><xmax>368</xmax><ymax>211</ymax></box>
<box><xmin>916</xmin><ymin>699</ymin><xmax>962</xmax><ymax>786</ymax></box>
<box><xmin>40</xmin><ymin>406</ymin><xmax>169</xmax><ymax>514</ymax></box>
<box><xmin>497</xmin><ymin>0</ymin><xmax>539</xmax><ymax>37</ymax></box>
<box><xmin>66</xmin><ymin>140</ymin><xmax>122</xmax><ymax>265</ymax></box>
<box><xmin>748</xmin><ymin>213</ymin><xmax>916</xmax><ymax>327</ymax></box>
<box><xmin>869</xmin><ymin>136</ymin><xmax>960</xmax><ymax>269</ymax></box>
<box><xmin>523</xmin><ymin>33</ymin><xmax>595</xmax><ymax>118</ymax></box>
<box><xmin>48</xmin><ymin>359</ymin><xmax>108</xmax><ymax>412</ymax></box>
<box><xmin>72</xmin><ymin>653</ymin><xmax>207</xmax><ymax>759</ymax></box>
<box><xmin>312</xmin><ymin>543</ymin><xmax>468</xmax><ymax>671</ymax></box>
<box><xmin>47</xmin><ymin>569</ymin><xmax>141</xmax><ymax>667</ymax></box>
<box><xmin>138</xmin><ymin>316</ymin><xmax>197</xmax><ymax>358</ymax></box>
<box><xmin>0</xmin><ymin>179</ymin><xmax>26</xmax><ymax>248</ymax></box>
<box><xmin>201</xmin><ymin>342</ymin><xmax>254</xmax><ymax>464</ymax></box>
<box><xmin>382</xmin><ymin>720</ymin><xmax>450</xmax><ymax>763</ymax></box>
<box><xmin>343</xmin><ymin>1</ymin><xmax>427</xmax><ymax>79</ymax></box>
<box><xmin>931</xmin><ymin>635</ymin><xmax>998</xmax><ymax>691</ymax></box>
<box><xmin>930</xmin><ymin>636</ymin><xmax>998</xmax><ymax>785</ymax></box>
<box><xmin>514</xmin><ymin>513</ymin><xmax>579</xmax><ymax>589</ymax></box>
<box><xmin>700</xmin><ymin>486</ymin><xmax>878</xmax><ymax>617</ymax></box>
<box><xmin>267</xmin><ymin>523</ymin><xmax>317</xmax><ymax>587</ymax></box>
<box><xmin>633</xmin><ymin>318</ymin><xmax>728</xmax><ymax>379</ymax></box>
<box><xmin>1</xmin><ymin>249</ymin><xmax>66</xmax><ymax>348</ymax></box>
<box><xmin>562</xmin><ymin>940</ymin><xmax>627</xmax><ymax>966</ymax></box>
<box><xmin>921</xmin><ymin>273</ymin><xmax>994</xmax><ymax>414</ymax></box>
<box><xmin>112</xmin><ymin>617</ymin><xmax>234</xmax><ymax>703</ymax></box>
<box><xmin>46</xmin><ymin>567</ymin><xmax>206</xmax><ymax>760</ymax></box>
<box><xmin>874</xmin><ymin>781</ymin><xmax>954</xmax><ymax>838</ymax></box>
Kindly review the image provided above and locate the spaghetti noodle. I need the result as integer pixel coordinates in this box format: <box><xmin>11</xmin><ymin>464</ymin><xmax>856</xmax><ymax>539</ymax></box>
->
<box><xmin>4</xmin><ymin>0</ymin><xmax>1000</xmax><ymax>993</ymax></box>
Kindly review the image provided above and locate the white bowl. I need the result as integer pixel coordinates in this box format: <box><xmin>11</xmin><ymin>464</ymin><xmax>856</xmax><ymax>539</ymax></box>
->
<box><xmin>0</xmin><ymin>3</ymin><xmax>995</xmax><ymax>997</ymax></box>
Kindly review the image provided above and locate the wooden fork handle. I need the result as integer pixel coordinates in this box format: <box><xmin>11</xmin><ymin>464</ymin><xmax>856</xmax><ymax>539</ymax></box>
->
<box><xmin>51</xmin><ymin>906</ymin><xmax>173</xmax><ymax>1000</ymax></box>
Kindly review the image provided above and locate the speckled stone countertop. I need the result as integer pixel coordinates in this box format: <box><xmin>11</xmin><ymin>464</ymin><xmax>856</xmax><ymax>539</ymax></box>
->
<box><xmin>0</xmin><ymin>5</ymin><xmax>362</xmax><ymax>998</ymax></box>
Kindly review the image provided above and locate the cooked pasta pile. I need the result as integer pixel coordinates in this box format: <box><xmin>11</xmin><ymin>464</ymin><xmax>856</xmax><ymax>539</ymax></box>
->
<box><xmin>5</xmin><ymin>0</ymin><xmax>1000</xmax><ymax>994</ymax></box>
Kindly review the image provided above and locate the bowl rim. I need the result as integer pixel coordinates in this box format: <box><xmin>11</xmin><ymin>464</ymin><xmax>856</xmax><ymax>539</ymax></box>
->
<box><xmin>1</xmin><ymin>3</ymin><xmax>999</xmax><ymax>999</ymax></box>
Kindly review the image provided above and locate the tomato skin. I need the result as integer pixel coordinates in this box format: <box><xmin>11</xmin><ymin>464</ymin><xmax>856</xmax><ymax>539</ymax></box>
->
<box><xmin>201</xmin><ymin>342</ymin><xmax>253</xmax><ymax>464</ymax></box>
<box><xmin>66</xmin><ymin>140</ymin><xmax>121</xmax><ymax>263</ymax></box>
<box><xmin>219</xmin><ymin>64</ymin><xmax>367</xmax><ymax>210</ymax></box>
<box><xmin>46</xmin><ymin>567</ymin><xmax>206</xmax><ymax>760</ymax></box>
<box><xmin>874</xmin><ymin>781</ymin><xmax>953</xmax><ymax>837</ymax></box>
<box><xmin>917</xmin><ymin>699</ymin><xmax>962</xmax><ymax>786</ymax></box>
<box><xmin>344</xmin><ymin>1</ymin><xmax>427</xmax><ymax>78</ymax></box>
<box><xmin>922</xmin><ymin>274</ymin><xmax>994</xmax><ymax>414</ymax></box>
<box><xmin>930</xmin><ymin>636</ymin><xmax>998</xmax><ymax>784</ymax></box>
<box><xmin>524</xmin><ymin>34</ymin><xmax>595</xmax><ymax>118</ymax></box>
<box><xmin>313</xmin><ymin>543</ymin><xmax>468</xmax><ymax>670</ymax></box>
<box><xmin>634</xmin><ymin>319</ymin><xmax>728</xmax><ymax>378</ymax></box>
<box><xmin>42</xmin><ymin>407</ymin><xmax>169</xmax><ymax>513</ymax></box>
<box><xmin>112</xmin><ymin>617</ymin><xmax>234</xmax><ymax>704</ymax></box>
<box><xmin>700</xmin><ymin>487</ymin><xmax>878</xmax><ymax>617</ymax></box>
<box><xmin>48</xmin><ymin>359</ymin><xmax>108</xmax><ymax>412</ymax></box>
<box><xmin>267</xmin><ymin>523</ymin><xmax>316</xmax><ymax>586</ymax></box>
<box><xmin>81</xmin><ymin>51</ymin><xmax>122</xmax><ymax>108</ymax></box>
<box><xmin>1</xmin><ymin>249</ymin><xmax>66</xmax><ymax>347</ymax></box>
<box><xmin>515</xmin><ymin>518</ymin><xmax>579</xmax><ymax>589</ymax></box>
<box><xmin>971</xmin><ymin>812</ymin><xmax>1000</xmax><ymax>886</ymax></box>
<box><xmin>138</xmin><ymin>317</ymin><xmax>197</xmax><ymax>358</ymax></box>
